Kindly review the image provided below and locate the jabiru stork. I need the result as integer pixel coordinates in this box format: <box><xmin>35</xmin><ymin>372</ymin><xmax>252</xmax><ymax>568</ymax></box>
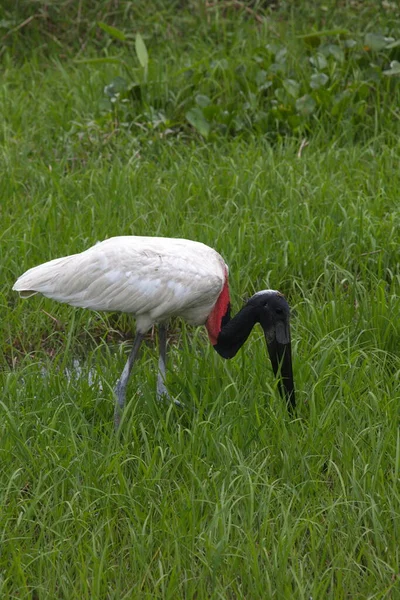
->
<box><xmin>13</xmin><ymin>236</ymin><xmax>295</xmax><ymax>427</ymax></box>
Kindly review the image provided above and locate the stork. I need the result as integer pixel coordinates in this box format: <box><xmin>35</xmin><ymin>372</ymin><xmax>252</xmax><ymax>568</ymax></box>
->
<box><xmin>13</xmin><ymin>236</ymin><xmax>295</xmax><ymax>427</ymax></box>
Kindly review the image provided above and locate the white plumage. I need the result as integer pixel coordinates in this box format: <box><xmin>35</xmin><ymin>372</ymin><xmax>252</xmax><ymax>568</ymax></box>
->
<box><xmin>13</xmin><ymin>236</ymin><xmax>227</xmax><ymax>334</ymax></box>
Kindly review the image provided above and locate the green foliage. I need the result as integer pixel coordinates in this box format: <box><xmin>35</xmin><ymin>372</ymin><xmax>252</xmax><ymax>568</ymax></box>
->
<box><xmin>1</xmin><ymin>1</ymin><xmax>400</xmax><ymax>598</ymax></box>
<box><xmin>90</xmin><ymin>24</ymin><xmax>400</xmax><ymax>141</ymax></box>
<box><xmin>2</xmin><ymin>0</ymin><xmax>400</xmax><ymax>141</ymax></box>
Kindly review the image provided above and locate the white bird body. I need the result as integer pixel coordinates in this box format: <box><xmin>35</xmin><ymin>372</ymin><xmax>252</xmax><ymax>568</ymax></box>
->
<box><xmin>13</xmin><ymin>236</ymin><xmax>228</xmax><ymax>335</ymax></box>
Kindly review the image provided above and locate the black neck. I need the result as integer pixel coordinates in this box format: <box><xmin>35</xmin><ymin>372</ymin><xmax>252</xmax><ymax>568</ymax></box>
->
<box><xmin>213</xmin><ymin>304</ymin><xmax>258</xmax><ymax>359</ymax></box>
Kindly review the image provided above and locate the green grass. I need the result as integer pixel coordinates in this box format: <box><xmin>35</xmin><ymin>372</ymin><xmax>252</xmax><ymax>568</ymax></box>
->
<box><xmin>1</xmin><ymin>2</ymin><xmax>400</xmax><ymax>598</ymax></box>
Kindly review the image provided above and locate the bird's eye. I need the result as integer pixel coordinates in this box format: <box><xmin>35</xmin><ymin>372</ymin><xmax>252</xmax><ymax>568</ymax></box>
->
<box><xmin>275</xmin><ymin>308</ymin><xmax>284</xmax><ymax>315</ymax></box>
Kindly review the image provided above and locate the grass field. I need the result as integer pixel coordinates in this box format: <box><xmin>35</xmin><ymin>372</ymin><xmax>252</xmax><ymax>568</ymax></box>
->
<box><xmin>1</xmin><ymin>1</ymin><xmax>400</xmax><ymax>598</ymax></box>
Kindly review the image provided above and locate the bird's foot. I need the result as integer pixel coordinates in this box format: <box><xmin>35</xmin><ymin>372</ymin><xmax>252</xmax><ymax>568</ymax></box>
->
<box><xmin>156</xmin><ymin>374</ymin><xmax>170</xmax><ymax>400</ymax></box>
<box><xmin>156</xmin><ymin>380</ymin><xmax>184</xmax><ymax>408</ymax></box>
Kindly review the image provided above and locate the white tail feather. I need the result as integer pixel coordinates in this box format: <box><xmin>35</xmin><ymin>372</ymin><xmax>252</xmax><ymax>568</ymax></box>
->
<box><xmin>12</xmin><ymin>256</ymin><xmax>74</xmax><ymax>297</ymax></box>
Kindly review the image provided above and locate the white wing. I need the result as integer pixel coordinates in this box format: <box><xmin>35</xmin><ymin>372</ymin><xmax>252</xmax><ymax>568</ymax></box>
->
<box><xmin>13</xmin><ymin>236</ymin><xmax>227</xmax><ymax>332</ymax></box>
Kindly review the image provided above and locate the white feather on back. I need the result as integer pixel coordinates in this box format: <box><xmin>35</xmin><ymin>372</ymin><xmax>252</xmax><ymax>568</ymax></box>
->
<box><xmin>13</xmin><ymin>236</ymin><xmax>227</xmax><ymax>332</ymax></box>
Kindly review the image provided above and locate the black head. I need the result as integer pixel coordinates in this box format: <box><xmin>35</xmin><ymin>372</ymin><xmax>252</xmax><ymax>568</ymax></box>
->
<box><xmin>248</xmin><ymin>290</ymin><xmax>295</xmax><ymax>411</ymax></box>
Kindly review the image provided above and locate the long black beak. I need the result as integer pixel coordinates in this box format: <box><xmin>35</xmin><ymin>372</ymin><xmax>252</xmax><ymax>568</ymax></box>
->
<box><xmin>265</xmin><ymin>323</ymin><xmax>295</xmax><ymax>412</ymax></box>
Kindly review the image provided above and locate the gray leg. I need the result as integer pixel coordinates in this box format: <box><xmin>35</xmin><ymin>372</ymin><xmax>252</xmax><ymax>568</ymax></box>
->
<box><xmin>156</xmin><ymin>324</ymin><xmax>183</xmax><ymax>408</ymax></box>
<box><xmin>114</xmin><ymin>332</ymin><xmax>144</xmax><ymax>429</ymax></box>
<box><xmin>157</xmin><ymin>323</ymin><xmax>169</xmax><ymax>400</ymax></box>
